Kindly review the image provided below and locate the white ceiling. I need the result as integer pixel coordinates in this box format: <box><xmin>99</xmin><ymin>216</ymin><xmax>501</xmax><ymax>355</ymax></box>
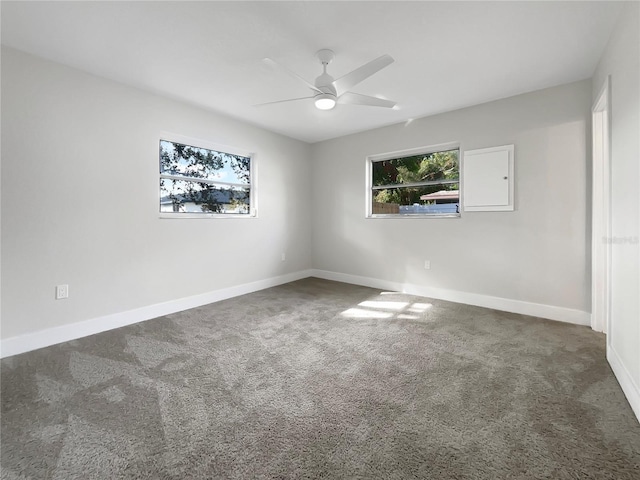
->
<box><xmin>1</xmin><ymin>1</ymin><xmax>622</xmax><ymax>143</ymax></box>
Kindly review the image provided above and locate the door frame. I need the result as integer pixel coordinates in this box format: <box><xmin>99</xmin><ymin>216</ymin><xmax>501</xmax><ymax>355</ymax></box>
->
<box><xmin>591</xmin><ymin>76</ymin><xmax>612</xmax><ymax>336</ymax></box>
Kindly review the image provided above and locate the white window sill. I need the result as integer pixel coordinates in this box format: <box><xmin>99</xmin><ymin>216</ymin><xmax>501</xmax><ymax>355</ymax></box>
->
<box><xmin>367</xmin><ymin>214</ymin><xmax>461</xmax><ymax>219</ymax></box>
<box><xmin>159</xmin><ymin>213</ymin><xmax>257</xmax><ymax>219</ymax></box>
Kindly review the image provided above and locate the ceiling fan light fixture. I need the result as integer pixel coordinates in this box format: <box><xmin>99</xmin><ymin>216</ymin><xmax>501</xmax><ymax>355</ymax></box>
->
<box><xmin>315</xmin><ymin>93</ymin><xmax>337</xmax><ymax>110</ymax></box>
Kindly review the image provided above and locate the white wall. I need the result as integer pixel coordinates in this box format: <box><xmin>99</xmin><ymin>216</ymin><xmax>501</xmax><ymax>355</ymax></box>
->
<box><xmin>311</xmin><ymin>80</ymin><xmax>592</xmax><ymax>320</ymax></box>
<box><xmin>592</xmin><ymin>2</ymin><xmax>640</xmax><ymax>418</ymax></box>
<box><xmin>1</xmin><ymin>47</ymin><xmax>312</xmax><ymax>341</ymax></box>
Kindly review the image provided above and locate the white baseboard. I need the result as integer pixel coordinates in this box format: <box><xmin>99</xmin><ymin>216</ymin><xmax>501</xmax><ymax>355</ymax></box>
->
<box><xmin>0</xmin><ymin>268</ymin><xmax>592</xmax><ymax>359</ymax></box>
<box><xmin>0</xmin><ymin>269</ymin><xmax>313</xmax><ymax>359</ymax></box>
<box><xmin>310</xmin><ymin>269</ymin><xmax>591</xmax><ymax>326</ymax></box>
<box><xmin>607</xmin><ymin>345</ymin><xmax>640</xmax><ymax>423</ymax></box>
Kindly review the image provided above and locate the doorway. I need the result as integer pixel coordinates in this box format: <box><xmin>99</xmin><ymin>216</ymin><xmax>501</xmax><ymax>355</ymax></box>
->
<box><xmin>591</xmin><ymin>76</ymin><xmax>611</xmax><ymax>335</ymax></box>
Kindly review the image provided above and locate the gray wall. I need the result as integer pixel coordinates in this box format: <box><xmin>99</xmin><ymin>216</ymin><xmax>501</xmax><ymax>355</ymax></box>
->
<box><xmin>592</xmin><ymin>2</ymin><xmax>640</xmax><ymax>406</ymax></box>
<box><xmin>1</xmin><ymin>47</ymin><xmax>312</xmax><ymax>339</ymax></box>
<box><xmin>311</xmin><ymin>80</ymin><xmax>592</xmax><ymax>313</ymax></box>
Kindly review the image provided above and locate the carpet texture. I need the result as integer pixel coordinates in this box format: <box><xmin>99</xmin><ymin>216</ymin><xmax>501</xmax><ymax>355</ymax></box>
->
<box><xmin>1</xmin><ymin>278</ymin><xmax>639</xmax><ymax>479</ymax></box>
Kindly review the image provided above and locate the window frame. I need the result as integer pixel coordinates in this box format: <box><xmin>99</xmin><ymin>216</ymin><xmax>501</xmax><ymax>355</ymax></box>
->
<box><xmin>365</xmin><ymin>142</ymin><xmax>461</xmax><ymax>219</ymax></box>
<box><xmin>158</xmin><ymin>133</ymin><xmax>257</xmax><ymax>219</ymax></box>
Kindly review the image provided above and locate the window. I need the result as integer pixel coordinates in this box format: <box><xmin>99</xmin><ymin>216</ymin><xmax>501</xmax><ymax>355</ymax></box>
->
<box><xmin>159</xmin><ymin>137</ymin><xmax>254</xmax><ymax>217</ymax></box>
<box><xmin>367</xmin><ymin>144</ymin><xmax>460</xmax><ymax>217</ymax></box>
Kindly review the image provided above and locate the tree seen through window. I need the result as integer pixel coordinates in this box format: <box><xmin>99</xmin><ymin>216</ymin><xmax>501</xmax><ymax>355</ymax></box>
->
<box><xmin>371</xmin><ymin>148</ymin><xmax>459</xmax><ymax>215</ymax></box>
<box><xmin>159</xmin><ymin>139</ymin><xmax>252</xmax><ymax>215</ymax></box>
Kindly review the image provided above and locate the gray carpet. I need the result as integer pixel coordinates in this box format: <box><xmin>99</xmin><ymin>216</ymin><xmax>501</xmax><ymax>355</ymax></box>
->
<box><xmin>1</xmin><ymin>277</ymin><xmax>639</xmax><ymax>479</ymax></box>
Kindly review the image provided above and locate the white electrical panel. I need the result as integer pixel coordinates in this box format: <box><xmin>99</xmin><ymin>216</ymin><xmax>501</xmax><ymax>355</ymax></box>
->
<box><xmin>462</xmin><ymin>145</ymin><xmax>514</xmax><ymax>211</ymax></box>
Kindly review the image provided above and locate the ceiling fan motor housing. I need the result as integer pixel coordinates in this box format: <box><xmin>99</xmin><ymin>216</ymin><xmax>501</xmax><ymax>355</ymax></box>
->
<box><xmin>315</xmin><ymin>82</ymin><xmax>336</xmax><ymax>95</ymax></box>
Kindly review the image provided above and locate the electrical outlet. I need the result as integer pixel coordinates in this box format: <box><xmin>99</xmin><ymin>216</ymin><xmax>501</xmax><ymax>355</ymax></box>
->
<box><xmin>281</xmin><ymin>252</ymin><xmax>286</xmax><ymax>262</ymax></box>
<box><xmin>56</xmin><ymin>284</ymin><xmax>69</xmax><ymax>300</ymax></box>
<box><xmin>424</xmin><ymin>260</ymin><xmax>431</xmax><ymax>270</ymax></box>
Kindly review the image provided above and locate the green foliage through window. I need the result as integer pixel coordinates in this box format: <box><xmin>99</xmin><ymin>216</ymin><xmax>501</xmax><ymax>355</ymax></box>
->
<box><xmin>371</xmin><ymin>148</ymin><xmax>459</xmax><ymax>215</ymax></box>
<box><xmin>159</xmin><ymin>139</ymin><xmax>252</xmax><ymax>215</ymax></box>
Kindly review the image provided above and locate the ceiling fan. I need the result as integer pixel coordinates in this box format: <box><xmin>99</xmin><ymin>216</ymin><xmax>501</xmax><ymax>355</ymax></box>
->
<box><xmin>258</xmin><ymin>49</ymin><xmax>396</xmax><ymax>111</ymax></box>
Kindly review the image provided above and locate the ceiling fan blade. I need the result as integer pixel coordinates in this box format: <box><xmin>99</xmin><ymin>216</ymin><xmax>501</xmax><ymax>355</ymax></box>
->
<box><xmin>263</xmin><ymin>58</ymin><xmax>323</xmax><ymax>94</ymax></box>
<box><xmin>339</xmin><ymin>92</ymin><xmax>396</xmax><ymax>109</ymax></box>
<box><xmin>333</xmin><ymin>54</ymin><xmax>394</xmax><ymax>96</ymax></box>
<box><xmin>253</xmin><ymin>96</ymin><xmax>315</xmax><ymax>107</ymax></box>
